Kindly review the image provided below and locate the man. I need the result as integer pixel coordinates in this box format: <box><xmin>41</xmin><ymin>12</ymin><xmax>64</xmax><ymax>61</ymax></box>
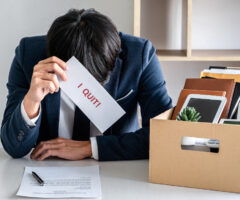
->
<box><xmin>1</xmin><ymin>9</ymin><xmax>172</xmax><ymax>161</ymax></box>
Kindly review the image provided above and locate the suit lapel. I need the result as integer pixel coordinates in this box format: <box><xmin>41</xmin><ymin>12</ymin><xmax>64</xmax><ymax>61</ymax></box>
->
<box><xmin>103</xmin><ymin>52</ymin><xmax>123</xmax><ymax>135</ymax></box>
<box><xmin>105</xmin><ymin>51</ymin><xmax>123</xmax><ymax>99</ymax></box>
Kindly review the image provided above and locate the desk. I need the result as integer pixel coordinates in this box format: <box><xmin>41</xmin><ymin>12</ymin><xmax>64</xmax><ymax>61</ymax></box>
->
<box><xmin>0</xmin><ymin>148</ymin><xmax>239</xmax><ymax>200</ymax></box>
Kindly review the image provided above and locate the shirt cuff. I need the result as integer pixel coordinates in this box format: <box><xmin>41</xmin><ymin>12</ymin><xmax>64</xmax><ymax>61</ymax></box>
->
<box><xmin>90</xmin><ymin>137</ymin><xmax>99</xmax><ymax>160</ymax></box>
<box><xmin>21</xmin><ymin>100</ymin><xmax>41</xmax><ymax>127</ymax></box>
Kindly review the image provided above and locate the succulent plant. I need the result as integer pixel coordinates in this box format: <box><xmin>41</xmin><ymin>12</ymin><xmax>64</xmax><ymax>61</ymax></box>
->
<box><xmin>177</xmin><ymin>107</ymin><xmax>201</xmax><ymax>122</ymax></box>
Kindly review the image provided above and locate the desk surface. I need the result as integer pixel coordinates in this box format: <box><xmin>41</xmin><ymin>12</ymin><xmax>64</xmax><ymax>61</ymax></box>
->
<box><xmin>0</xmin><ymin>148</ymin><xmax>239</xmax><ymax>200</ymax></box>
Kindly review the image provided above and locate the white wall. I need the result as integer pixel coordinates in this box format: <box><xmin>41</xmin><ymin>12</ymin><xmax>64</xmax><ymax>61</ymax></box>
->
<box><xmin>0</xmin><ymin>0</ymin><xmax>133</xmax><ymax>122</ymax></box>
<box><xmin>192</xmin><ymin>0</ymin><xmax>240</xmax><ymax>49</ymax></box>
<box><xmin>141</xmin><ymin>0</ymin><xmax>240</xmax><ymax>105</ymax></box>
<box><xmin>141</xmin><ymin>0</ymin><xmax>240</xmax><ymax>50</ymax></box>
<box><xmin>0</xmin><ymin>0</ymin><xmax>240</xmax><ymax>123</ymax></box>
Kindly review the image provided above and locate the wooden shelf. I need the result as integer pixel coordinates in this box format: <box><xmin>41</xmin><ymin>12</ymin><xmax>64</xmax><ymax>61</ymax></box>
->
<box><xmin>157</xmin><ymin>50</ymin><xmax>240</xmax><ymax>61</ymax></box>
<box><xmin>191</xmin><ymin>50</ymin><xmax>240</xmax><ymax>61</ymax></box>
<box><xmin>134</xmin><ymin>0</ymin><xmax>240</xmax><ymax>62</ymax></box>
<box><xmin>157</xmin><ymin>50</ymin><xmax>187</xmax><ymax>61</ymax></box>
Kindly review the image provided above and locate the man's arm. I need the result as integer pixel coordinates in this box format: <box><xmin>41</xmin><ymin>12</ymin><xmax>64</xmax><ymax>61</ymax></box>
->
<box><xmin>1</xmin><ymin>39</ymin><xmax>42</xmax><ymax>158</ymax></box>
<box><xmin>96</xmin><ymin>40</ymin><xmax>173</xmax><ymax>161</ymax></box>
<box><xmin>1</xmin><ymin>39</ymin><xmax>68</xmax><ymax>158</ymax></box>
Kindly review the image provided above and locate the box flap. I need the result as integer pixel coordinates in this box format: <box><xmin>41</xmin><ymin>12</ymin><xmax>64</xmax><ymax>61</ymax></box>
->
<box><xmin>154</xmin><ymin>108</ymin><xmax>174</xmax><ymax>120</ymax></box>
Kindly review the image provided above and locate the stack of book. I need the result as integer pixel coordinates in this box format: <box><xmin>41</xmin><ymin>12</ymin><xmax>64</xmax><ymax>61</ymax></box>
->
<box><xmin>172</xmin><ymin>78</ymin><xmax>236</xmax><ymax>122</ymax></box>
<box><xmin>173</xmin><ymin>66</ymin><xmax>240</xmax><ymax>123</ymax></box>
<box><xmin>173</xmin><ymin>67</ymin><xmax>240</xmax><ymax>152</ymax></box>
<box><xmin>200</xmin><ymin>66</ymin><xmax>240</xmax><ymax>120</ymax></box>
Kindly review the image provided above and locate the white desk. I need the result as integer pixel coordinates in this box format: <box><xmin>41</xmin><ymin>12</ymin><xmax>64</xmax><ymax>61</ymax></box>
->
<box><xmin>0</xmin><ymin>148</ymin><xmax>239</xmax><ymax>200</ymax></box>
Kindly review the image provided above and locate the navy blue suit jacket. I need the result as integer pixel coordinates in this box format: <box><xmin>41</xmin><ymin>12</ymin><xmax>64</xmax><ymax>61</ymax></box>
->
<box><xmin>1</xmin><ymin>32</ymin><xmax>172</xmax><ymax>161</ymax></box>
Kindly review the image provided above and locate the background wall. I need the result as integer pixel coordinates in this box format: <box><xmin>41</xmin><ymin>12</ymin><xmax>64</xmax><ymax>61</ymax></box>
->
<box><xmin>141</xmin><ymin>0</ymin><xmax>240</xmax><ymax>105</ymax></box>
<box><xmin>0</xmin><ymin>0</ymin><xmax>133</xmax><ymax>123</ymax></box>
<box><xmin>0</xmin><ymin>0</ymin><xmax>239</xmax><ymax>123</ymax></box>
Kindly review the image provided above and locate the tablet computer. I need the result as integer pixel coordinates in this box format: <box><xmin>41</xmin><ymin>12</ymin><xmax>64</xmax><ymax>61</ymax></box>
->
<box><xmin>180</xmin><ymin>94</ymin><xmax>227</xmax><ymax>123</ymax></box>
<box><xmin>219</xmin><ymin>119</ymin><xmax>240</xmax><ymax>125</ymax></box>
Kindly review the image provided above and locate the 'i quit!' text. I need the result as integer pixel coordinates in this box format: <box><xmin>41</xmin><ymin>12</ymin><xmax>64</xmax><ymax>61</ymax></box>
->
<box><xmin>77</xmin><ymin>83</ymin><xmax>101</xmax><ymax>108</ymax></box>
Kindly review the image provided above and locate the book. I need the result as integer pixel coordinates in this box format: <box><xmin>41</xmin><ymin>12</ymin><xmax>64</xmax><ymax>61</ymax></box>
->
<box><xmin>184</xmin><ymin>79</ymin><xmax>236</xmax><ymax>119</ymax></box>
<box><xmin>228</xmin><ymin>82</ymin><xmax>240</xmax><ymax>119</ymax></box>
<box><xmin>237</xmin><ymin>103</ymin><xmax>240</xmax><ymax>119</ymax></box>
<box><xmin>209</xmin><ymin>66</ymin><xmax>240</xmax><ymax>70</ymax></box>
<box><xmin>200</xmin><ymin>69</ymin><xmax>240</xmax><ymax>82</ymax></box>
<box><xmin>201</xmin><ymin>75</ymin><xmax>240</xmax><ymax>119</ymax></box>
<box><xmin>219</xmin><ymin>119</ymin><xmax>240</xmax><ymax>125</ymax></box>
<box><xmin>172</xmin><ymin>89</ymin><xmax>226</xmax><ymax>120</ymax></box>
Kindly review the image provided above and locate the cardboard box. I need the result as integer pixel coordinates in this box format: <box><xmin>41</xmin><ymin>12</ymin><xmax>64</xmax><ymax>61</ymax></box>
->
<box><xmin>149</xmin><ymin>108</ymin><xmax>240</xmax><ymax>193</ymax></box>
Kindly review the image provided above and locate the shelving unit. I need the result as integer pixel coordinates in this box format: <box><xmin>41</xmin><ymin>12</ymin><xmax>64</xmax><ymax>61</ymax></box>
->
<box><xmin>133</xmin><ymin>0</ymin><xmax>240</xmax><ymax>61</ymax></box>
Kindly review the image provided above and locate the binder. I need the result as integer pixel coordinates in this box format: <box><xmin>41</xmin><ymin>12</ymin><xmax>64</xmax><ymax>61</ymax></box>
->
<box><xmin>184</xmin><ymin>79</ymin><xmax>235</xmax><ymax>119</ymax></box>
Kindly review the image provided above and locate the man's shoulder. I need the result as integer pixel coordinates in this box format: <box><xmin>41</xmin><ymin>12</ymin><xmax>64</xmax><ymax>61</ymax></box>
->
<box><xmin>120</xmin><ymin>32</ymin><xmax>149</xmax><ymax>52</ymax></box>
<box><xmin>18</xmin><ymin>35</ymin><xmax>47</xmax><ymax>66</ymax></box>
<box><xmin>21</xmin><ymin>35</ymin><xmax>46</xmax><ymax>45</ymax></box>
<box><xmin>20</xmin><ymin>35</ymin><xmax>46</xmax><ymax>54</ymax></box>
<box><xmin>119</xmin><ymin>32</ymin><xmax>155</xmax><ymax>68</ymax></box>
<box><xmin>120</xmin><ymin>32</ymin><xmax>147</xmax><ymax>45</ymax></box>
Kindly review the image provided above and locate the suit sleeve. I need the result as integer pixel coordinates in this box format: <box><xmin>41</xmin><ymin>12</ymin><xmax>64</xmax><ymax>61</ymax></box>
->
<box><xmin>96</xmin><ymin>40</ymin><xmax>173</xmax><ymax>161</ymax></box>
<box><xmin>0</xmin><ymin>39</ymin><xmax>42</xmax><ymax>158</ymax></box>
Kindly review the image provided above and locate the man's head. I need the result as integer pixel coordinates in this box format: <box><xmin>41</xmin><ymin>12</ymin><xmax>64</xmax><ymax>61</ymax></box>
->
<box><xmin>47</xmin><ymin>9</ymin><xmax>121</xmax><ymax>83</ymax></box>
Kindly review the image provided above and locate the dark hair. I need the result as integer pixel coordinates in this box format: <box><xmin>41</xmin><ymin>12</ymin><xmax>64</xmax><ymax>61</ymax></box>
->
<box><xmin>46</xmin><ymin>9</ymin><xmax>121</xmax><ymax>83</ymax></box>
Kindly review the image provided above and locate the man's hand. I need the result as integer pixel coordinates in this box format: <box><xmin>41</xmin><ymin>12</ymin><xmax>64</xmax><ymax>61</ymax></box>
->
<box><xmin>24</xmin><ymin>56</ymin><xmax>68</xmax><ymax>119</ymax></box>
<box><xmin>30</xmin><ymin>138</ymin><xmax>92</xmax><ymax>161</ymax></box>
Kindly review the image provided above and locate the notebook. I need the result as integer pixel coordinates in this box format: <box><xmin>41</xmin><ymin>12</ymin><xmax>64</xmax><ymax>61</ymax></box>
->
<box><xmin>200</xmin><ymin>70</ymin><xmax>240</xmax><ymax>83</ymax></box>
<box><xmin>172</xmin><ymin>89</ymin><xmax>226</xmax><ymax>120</ymax></box>
<box><xmin>184</xmin><ymin>79</ymin><xmax>235</xmax><ymax>119</ymax></box>
<box><xmin>228</xmin><ymin>82</ymin><xmax>240</xmax><ymax>118</ymax></box>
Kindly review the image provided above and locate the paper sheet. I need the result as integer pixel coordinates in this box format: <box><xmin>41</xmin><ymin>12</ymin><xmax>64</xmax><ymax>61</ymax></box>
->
<box><xmin>58</xmin><ymin>56</ymin><xmax>126</xmax><ymax>133</ymax></box>
<box><xmin>204</xmin><ymin>69</ymin><xmax>240</xmax><ymax>74</ymax></box>
<box><xmin>17</xmin><ymin>166</ymin><xmax>101</xmax><ymax>199</ymax></box>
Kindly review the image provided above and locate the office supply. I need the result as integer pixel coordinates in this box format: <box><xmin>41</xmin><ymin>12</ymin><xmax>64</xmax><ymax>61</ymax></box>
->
<box><xmin>206</xmin><ymin>139</ymin><xmax>219</xmax><ymax>148</ymax></box>
<box><xmin>200</xmin><ymin>76</ymin><xmax>240</xmax><ymax>118</ymax></box>
<box><xmin>209</xmin><ymin>66</ymin><xmax>240</xmax><ymax>70</ymax></box>
<box><xmin>181</xmin><ymin>136</ymin><xmax>219</xmax><ymax>150</ymax></box>
<box><xmin>229</xmin><ymin>96</ymin><xmax>240</xmax><ymax>119</ymax></box>
<box><xmin>184</xmin><ymin>78</ymin><xmax>235</xmax><ymax>119</ymax></box>
<box><xmin>172</xmin><ymin>89</ymin><xmax>226</xmax><ymax>120</ymax></box>
<box><xmin>17</xmin><ymin>166</ymin><xmax>101</xmax><ymax>198</ymax></box>
<box><xmin>58</xmin><ymin>56</ymin><xmax>125</xmax><ymax>133</ymax></box>
<box><xmin>228</xmin><ymin>83</ymin><xmax>240</xmax><ymax>118</ymax></box>
<box><xmin>200</xmin><ymin>76</ymin><xmax>240</xmax><ymax>119</ymax></box>
<box><xmin>200</xmin><ymin>69</ymin><xmax>240</xmax><ymax>82</ymax></box>
<box><xmin>32</xmin><ymin>171</ymin><xmax>44</xmax><ymax>186</ymax></box>
<box><xmin>237</xmin><ymin>103</ymin><xmax>240</xmax><ymax>119</ymax></box>
<box><xmin>203</xmin><ymin>69</ymin><xmax>240</xmax><ymax>75</ymax></box>
<box><xmin>180</xmin><ymin>94</ymin><xmax>226</xmax><ymax>123</ymax></box>
<box><xmin>150</xmin><ymin>108</ymin><xmax>240</xmax><ymax>193</ymax></box>
<box><xmin>219</xmin><ymin>119</ymin><xmax>240</xmax><ymax>125</ymax></box>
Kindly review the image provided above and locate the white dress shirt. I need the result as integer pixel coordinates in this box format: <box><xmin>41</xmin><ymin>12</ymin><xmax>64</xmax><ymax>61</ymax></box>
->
<box><xmin>21</xmin><ymin>90</ymin><xmax>101</xmax><ymax>160</ymax></box>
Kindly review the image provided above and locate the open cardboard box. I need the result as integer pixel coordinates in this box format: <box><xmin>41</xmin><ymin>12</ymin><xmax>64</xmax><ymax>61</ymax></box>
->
<box><xmin>149</xmin><ymin>108</ymin><xmax>240</xmax><ymax>193</ymax></box>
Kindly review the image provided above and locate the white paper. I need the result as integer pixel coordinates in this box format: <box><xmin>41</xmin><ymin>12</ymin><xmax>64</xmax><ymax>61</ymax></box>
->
<box><xmin>17</xmin><ymin>166</ymin><xmax>101</xmax><ymax>199</ymax></box>
<box><xmin>204</xmin><ymin>69</ymin><xmax>240</xmax><ymax>74</ymax></box>
<box><xmin>59</xmin><ymin>56</ymin><xmax>125</xmax><ymax>133</ymax></box>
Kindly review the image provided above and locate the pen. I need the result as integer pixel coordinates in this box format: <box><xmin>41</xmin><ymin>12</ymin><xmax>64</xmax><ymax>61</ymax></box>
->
<box><xmin>32</xmin><ymin>171</ymin><xmax>45</xmax><ymax>186</ymax></box>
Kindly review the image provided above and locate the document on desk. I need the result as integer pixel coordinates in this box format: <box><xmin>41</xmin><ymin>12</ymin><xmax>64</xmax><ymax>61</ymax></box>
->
<box><xmin>17</xmin><ymin>165</ymin><xmax>101</xmax><ymax>199</ymax></box>
<box><xmin>58</xmin><ymin>56</ymin><xmax>125</xmax><ymax>133</ymax></box>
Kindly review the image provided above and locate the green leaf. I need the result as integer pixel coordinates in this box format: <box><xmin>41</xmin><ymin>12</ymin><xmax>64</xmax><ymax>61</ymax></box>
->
<box><xmin>176</xmin><ymin>106</ymin><xmax>201</xmax><ymax>122</ymax></box>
